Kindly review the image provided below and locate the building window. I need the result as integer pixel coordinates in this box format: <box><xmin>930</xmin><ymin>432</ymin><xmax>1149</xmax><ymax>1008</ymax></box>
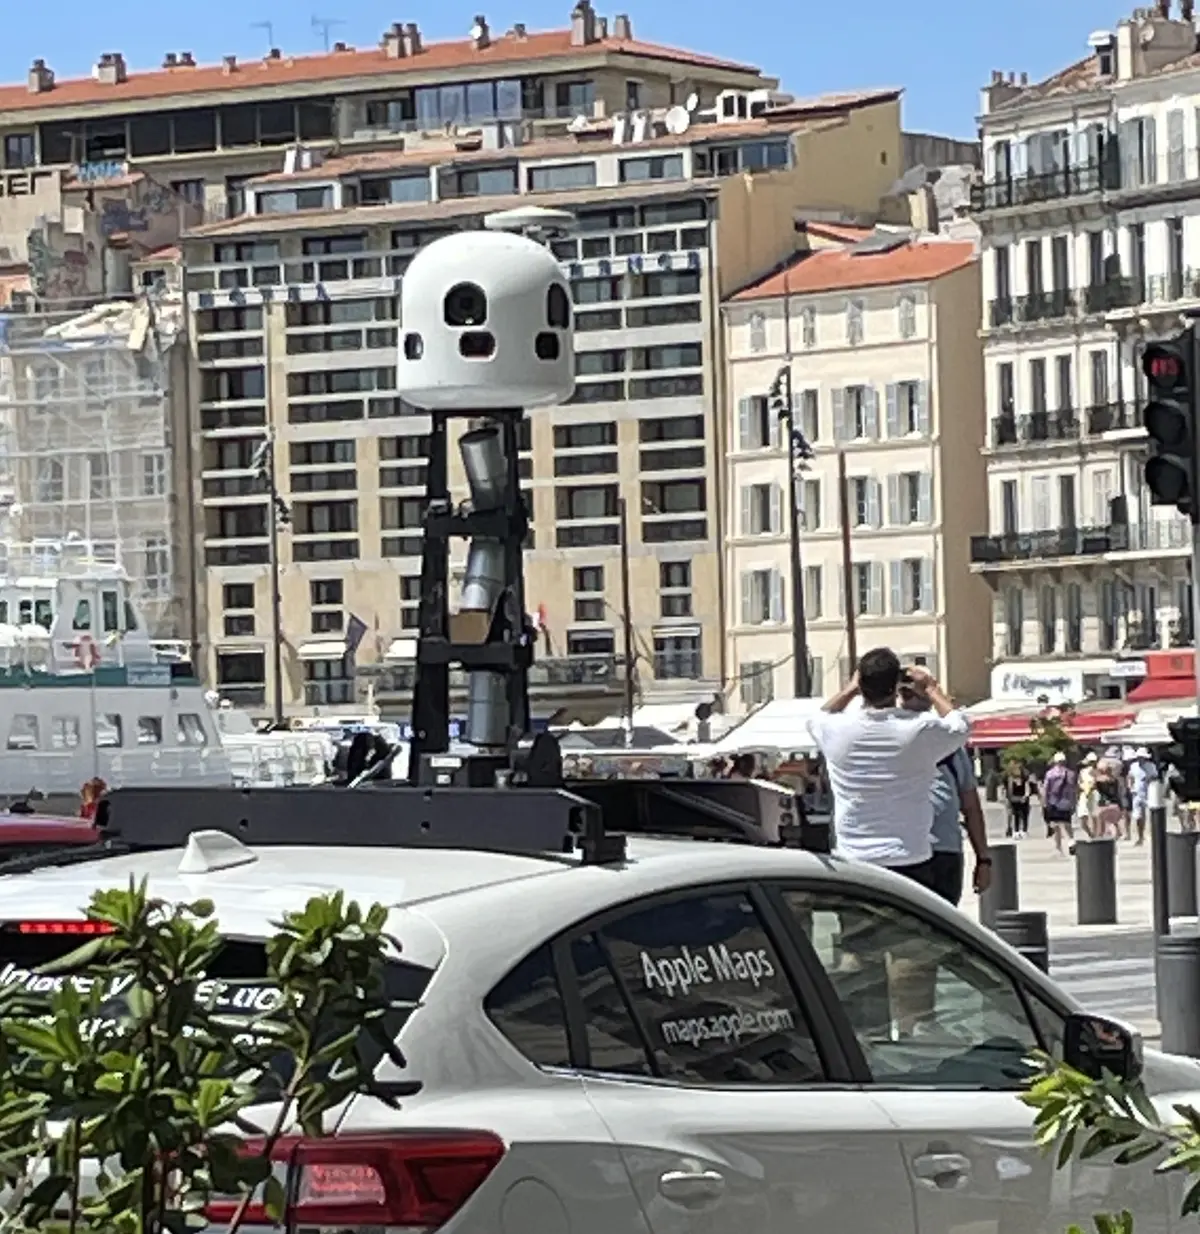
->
<box><xmin>748</xmin><ymin>311</ymin><xmax>767</xmax><ymax>353</ymax></box>
<box><xmin>556</xmin><ymin>484</ymin><xmax>618</xmax><ymax>521</ymax></box>
<box><xmin>660</xmin><ymin>560</ymin><xmax>692</xmax><ymax>617</ymax></box>
<box><xmin>1065</xmin><ymin>582</ymin><xmax>1083</xmax><ymax>653</ymax></box>
<box><xmin>141</xmin><ymin>452</ymin><xmax>167</xmax><ymax>497</ymax></box>
<box><xmin>888</xmin><ymin>473</ymin><xmax>932</xmax><ymax>525</ymax></box>
<box><xmin>804</xmin><ymin>565</ymin><xmax>822</xmax><ymax>619</ymax></box>
<box><xmin>4</xmin><ymin>133</ymin><xmax>34</xmax><ymax>168</ymax></box>
<box><xmin>898</xmin><ymin>293</ymin><xmax>916</xmax><ymax>339</ymax></box>
<box><xmin>739</xmin><ymin>661</ymin><xmax>775</xmax><ymax>708</ymax></box>
<box><xmin>850</xmin><ymin>477</ymin><xmax>881</xmax><ymax>528</ymax></box>
<box><xmin>799</xmin><ymin>478</ymin><xmax>821</xmax><ymax>532</ymax></box>
<box><xmin>619</xmin><ymin>155</ymin><xmax>684</xmax><ymax>183</ymax></box>
<box><xmin>215</xmin><ymin>650</ymin><xmax>266</xmax><ymax>707</ymax></box>
<box><xmin>304</xmin><ymin>654</ymin><xmax>355</xmax><ymax>707</ymax></box>
<box><xmin>741</xmin><ymin>568</ymin><xmax>784</xmax><ymax>625</ymax></box>
<box><xmin>737</xmin><ymin>395</ymin><xmax>778</xmax><ymax>450</ymax></box>
<box><xmin>88</xmin><ymin>453</ymin><xmax>111</xmax><ymax>499</ymax></box>
<box><xmin>573</xmin><ymin>566</ymin><xmax>605</xmax><ymax>622</ymax></box>
<box><xmin>310</xmin><ymin>578</ymin><xmax>345</xmax><ymax>635</ymax></box>
<box><xmin>846</xmin><ymin>298</ymin><xmax>865</xmax><ymax>346</ymax></box>
<box><xmin>653</xmin><ymin>631</ymin><xmax>701</xmax><ymax>679</ymax></box>
<box><xmin>800</xmin><ymin>305</ymin><xmax>816</xmax><ymax>348</ymax></box>
<box><xmin>527</xmin><ymin>162</ymin><xmax>597</xmax><ymax>192</ymax></box>
<box><xmin>741</xmin><ymin>483</ymin><xmax>781</xmax><ymax>536</ymax></box>
<box><xmin>36</xmin><ymin>458</ymin><xmax>63</xmax><ymax>502</ymax></box>
<box><xmin>847</xmin><ymin>562</ymin><xmax>883</xmax><ymax>617</ymax></box>
<box><xmin>887</xmin><ymin>381</ymin><xmax>927</xmax><ymax>436</ymax></box>
<box><xmin>833</xmin><ymin>385</ymin><xmax>879</xmax><ymax>441</ymax></box>
<box><xmin>566</xmin><ymin>629</ymin><xmax>615</xmax><ymax>658</ymax></box>
<box><xmin>257</xmin><ymin>186</ymin><xmax>334</xmax><ymax>214</ymax></box>
<box><xmin>892</xmin><ymin>558</ymin><xmax>933</xmax><ymax>615</ymax></box>
<box><xmin>143</xmin><ymin>537</ymin><xmax>170</xmax><ymax>597</ymax></box>
<box><xmin>1004</xmin><ymin>586</ymin><xmax>1024</xmax><ymax>657</ymax></box>
<box><xmin>359</xmin><ymin>174</ymin><xmax>431</xmax><ymax>204</ymax></box>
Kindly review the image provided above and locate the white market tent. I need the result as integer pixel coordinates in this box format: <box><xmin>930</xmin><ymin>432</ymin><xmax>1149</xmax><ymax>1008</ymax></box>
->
<box><xmin>708</xmin><ymin>698</ymin><xmax>827</xmax><ymax>758</ymax></box>
<box><xmin>1101</xmin><ymin>703</ymin><xmax>1197</xmax><ymax>747</ymax></box>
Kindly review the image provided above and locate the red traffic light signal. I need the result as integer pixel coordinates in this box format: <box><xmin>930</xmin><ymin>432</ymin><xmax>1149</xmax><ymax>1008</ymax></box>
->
<box><xmin>1144</xmin><ymin>342</ymin><xmax>1188</xmax><ymax>392</ymax></box>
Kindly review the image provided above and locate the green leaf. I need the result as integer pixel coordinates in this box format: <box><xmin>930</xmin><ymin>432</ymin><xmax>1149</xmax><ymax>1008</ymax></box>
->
<box><xmin>263</xmin><ymin>1172</ymin><xmax>286</xmax><ymax>1222</ymax></box>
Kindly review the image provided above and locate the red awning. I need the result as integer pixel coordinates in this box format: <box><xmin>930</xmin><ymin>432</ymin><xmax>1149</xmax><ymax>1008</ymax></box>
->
<box><xmin>1126</xmin><ymin>676</ymin><xmax>1196</xmax><ymax>704</ymax></box>
<box><xmin>968</xmin><ymin>708</ymin><xmax>1136</xmax><ymax>749</ymax></box>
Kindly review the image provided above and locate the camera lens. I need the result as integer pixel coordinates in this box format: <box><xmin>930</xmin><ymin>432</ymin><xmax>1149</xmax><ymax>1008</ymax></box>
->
<box><xmin>444</xmin><ymin>282</ymin><xmax>488</xmax><ymax>328</ymax></box>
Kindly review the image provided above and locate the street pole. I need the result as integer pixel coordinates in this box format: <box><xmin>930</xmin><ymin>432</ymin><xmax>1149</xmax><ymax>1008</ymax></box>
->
<box><xmin>1192</xmin><ymin>321</ymin><xmax>1200</xmax><ymax>706</ymax></box>
<box><xmin>266</xmin><ymin>434</ymin><xmax>285</xmax><ymax>728</ymax></box>
<box><xmin>777</xmin><ymin>366</ymin><xmax>811</xmax><ymax>698</ymax></box>
<box><xmin>618</xmin><ymin>496</ymin><xmax>635</xmax><ymax>748</ymax></box>
<box><xmin>1150</xmin><ymin>777</ymin><xmax>1170</xmax><ymax>940</ymax></box>
<box><xmin>837</xmin><ymin>449</ymin><xmax>858</xmax><ymax>668</ymax></box>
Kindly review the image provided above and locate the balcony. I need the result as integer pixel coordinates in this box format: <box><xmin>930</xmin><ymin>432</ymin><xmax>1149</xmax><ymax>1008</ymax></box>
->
<box><xmin>990</xmin><ymin>411</ymin><xmax>1078</xmax><ymax>447</ymax></box>
<box><xmin>1082</xmin><ymin>279</ymin><xmax>1141</xmax><ymax>314</ymax></box>
<box><xmin>971</xmin><ymin>520</ymin><xmax>1191</xmax><ymax>566</ymax></box>
<box><xmin>1085</xmin><ymin>402</ymin><xmax>1140</xmax><ymax>434</ymax></box>
<box><xmin>970</xmin><ymin>159</ymin><xmax>1119</xmax><ymax>213</ymax></box>
<box><xmin>987</xmin><ymin>291</ymin><xmax>1076</xmax><ymax>329</ymax></box>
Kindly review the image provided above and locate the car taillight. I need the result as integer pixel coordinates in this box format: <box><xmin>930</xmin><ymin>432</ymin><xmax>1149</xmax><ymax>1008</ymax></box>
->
<box><xmin>16</xmin><ymin>920</ymin><xmax>114</xmax><ymax>935</ymax></box>
<box><xmin>205</xmin><ymin>1131</ymin><xmax>505</xmax><ymax>1230</ymax></box>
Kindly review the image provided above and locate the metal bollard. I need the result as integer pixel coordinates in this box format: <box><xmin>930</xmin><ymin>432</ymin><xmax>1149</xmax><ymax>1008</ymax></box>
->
<box><xmin>1168</xmin><ymin>830</ymin><xmax>1200</xmax><ymax>919</ymax></box>
<box><xmin>1075</xmin><ymin>837</ymin><xmax>1118</xmax><ymax>926</ymax></box>
<box><xmin>979</xmin><ymin>841</ymin><xmax>1019</xmax><ymax>929</ymax></box>
<box><xmin>994</xmin><ymin>909</ymin><xmax>1049</xmax><ymax>973</ymax></box>
<box><xmin>1157</xmin><ymin>929</ymin><xmax>1200</xmax><ymax>1056</ymax></box>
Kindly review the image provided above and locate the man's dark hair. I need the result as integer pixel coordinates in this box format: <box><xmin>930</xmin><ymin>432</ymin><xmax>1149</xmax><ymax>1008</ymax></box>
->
<box><xmin>858</xmin><ymin>647</ymin><xmax>902</xmax><ymax>706</ymax></box>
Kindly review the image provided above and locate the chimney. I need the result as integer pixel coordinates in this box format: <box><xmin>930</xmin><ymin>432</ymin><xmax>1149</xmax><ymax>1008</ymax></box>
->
<box><xmin>1184</xmin><ymin>0</ymin><xmax>1195</xmax><ymax>21</ymax></box>
<box><xmin>383</xmin><ymin>22</ymin><xmax>406</xmax><ymax>57</ymax></box>
<box><xmin>403</xmin><ymin>22</ymin><xmax>422</xmax><ymax>54</ymax></box>
<box><xmin>612</xmin><ymin>12</ymin><xmax>632</xmax><ymax>39</ymax></box>
<box><xmin>162</xmin><ymin>52</ymin><xmax>178</xmax><ymax>67</ymax></box>
<box><xmin>27</xmin><ymin>58</ymin><xmax>54</xmax><ymax>94</ymax></box>
<box><xmin>332</xmin><ymin>40</ymin><xmax>349</xmax><ymax>51</ymax></box>
<box><xmin>1157</xmin><ymin>0</ymin><xmax>1170</xmax><ymax>16</ymax></box>
<box><xmin>990</xmin><ymin>69</ymin><xmax>1003</xmax><ymax>83</ymax></box>
<box><xmin>596</xmin><ymin>15</ymin><xmax>608</xmax><ymax>38</ymax></box>
<box><xmin>510</xmin><ymin>21</ymin><xmax>527</xmax><ymax>38</ymax></box>
<box><xmin>472</xmin><ymin>14</ymin><xmax>491</xmax><ymax>48</ymax></box>
<box><xmin>1019</xmin><ymin>71</ymin><xmax>1028</xmax><ymax>85</ymax></box>
<box><xmin>570</xmin><ymin>0</ymin><xmax>597</xmax><ymax>46</ymax></box>
<box><xmin>180</xmin><ymin>51</ymin><xmax>196</xmax><ymax>66</ymax></box>
<box><xmin>96</xmin><ymin>52</ymin><xmax>127</xmax><ymax>85</ymax></box>
<box><xmin>266</xmin><ymin>47</ymin><xmax>282</xmax><ymax>60</ymax></box>
<box><xmin>222</xmin><ymin>54</ymin><xmax>237</xmax><ymax>73</ymax></box>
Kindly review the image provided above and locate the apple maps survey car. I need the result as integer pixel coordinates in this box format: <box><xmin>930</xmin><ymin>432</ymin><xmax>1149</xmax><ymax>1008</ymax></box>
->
<box><xmin>0</xmin><ymin>827</ymin><xmax>1195</xmax><ymax>1234</ymax></box>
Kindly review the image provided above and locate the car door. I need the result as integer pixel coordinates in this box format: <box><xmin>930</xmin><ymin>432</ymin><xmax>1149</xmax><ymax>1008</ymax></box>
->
<box><xmin>566</xmin><ymin>883</ymin><xmax>916</xmax><ymax>1234</ymax></box>
<box><xmin>774</xmin><ymin>882</ymin><xmax>1173</xmax><ymax>1234</ymax></box>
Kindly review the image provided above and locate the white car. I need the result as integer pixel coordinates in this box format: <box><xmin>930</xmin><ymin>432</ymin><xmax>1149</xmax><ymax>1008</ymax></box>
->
<box><xmin>0</xmin><ymin>830</ymin><xmax>1194</xmax><ymax>1234</ymax></box>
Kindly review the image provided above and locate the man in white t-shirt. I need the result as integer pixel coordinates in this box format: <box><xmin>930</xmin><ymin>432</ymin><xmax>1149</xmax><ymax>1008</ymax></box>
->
<box><xmin>806</xmin><ymin>648</ymin><xmax>970</xmax><ymax>890</ymax></box>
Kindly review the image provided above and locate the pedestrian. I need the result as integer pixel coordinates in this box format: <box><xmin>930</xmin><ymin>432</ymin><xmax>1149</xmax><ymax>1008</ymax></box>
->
<box><xmin>1003</xmin><ymin>761</ymin><xmax>1034</xmax><ymax>838</ymax></box>
<box><xmin>901</xmin><ymin>689</ymin><xmax>992</xmax><ymax>905</ymax></box>
<box><xmin>806</xmin><ymin>648</ymin><xmax>970</xmax><ymax>888</ymax></box>
<box><xmin>1041</xmin><ymin>752</ymin><xmax>1078</xmax><ymax>855</ymax></box>
<box><xmin>1076</xmin><ymin>752</ymin><xmax>1098</xmax><ymax>838</ymax></box>
<box><xmin>1094</xmin><ymin>757</ymin><xmax>1123</xmax><ymax>838</ymax></box>
<box><xmin>727</xmin><ymin>753</ymin><xmax>757</xmax><ymax>780</ymax></box>
<box><xmin>1127</xmin><ymin>748</ymin><xmax>1156</xmax><ymax>846</ymax></box>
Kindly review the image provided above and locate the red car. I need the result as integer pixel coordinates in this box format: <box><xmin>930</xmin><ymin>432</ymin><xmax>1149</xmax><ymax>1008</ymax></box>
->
<box><xmin>0</xmin><ymin>815</ymin><xmax>100</xmax><ymax>865</ymax></box>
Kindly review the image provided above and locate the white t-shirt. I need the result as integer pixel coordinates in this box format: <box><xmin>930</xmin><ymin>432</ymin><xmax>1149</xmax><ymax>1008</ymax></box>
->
<box><xmin>807</xmin><ymin>706</ymin><xmax>971</xmax><ymax>867</ymax></box>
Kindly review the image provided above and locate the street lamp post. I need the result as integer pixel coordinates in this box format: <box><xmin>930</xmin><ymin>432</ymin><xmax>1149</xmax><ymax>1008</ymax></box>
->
<box><xmin>618</xmin><ymin>496</ymin><xmax>636</xmax><ymax>748</ymax></box>
<box><xmin>769</xmin><ymin>365</ymin><xmax>814</xmax><ymax>697</ymax></box>
<box><xmin>251</xmin><ymin>433</ymin><xmax>290</xmax><ymax>727</ymax></box>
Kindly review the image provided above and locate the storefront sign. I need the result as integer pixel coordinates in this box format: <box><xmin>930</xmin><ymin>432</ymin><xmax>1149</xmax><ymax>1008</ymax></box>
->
<box><xmin>991</xmin><ymin>665</ymin><xmax>1083</xmax><ymax>704</ymax></box>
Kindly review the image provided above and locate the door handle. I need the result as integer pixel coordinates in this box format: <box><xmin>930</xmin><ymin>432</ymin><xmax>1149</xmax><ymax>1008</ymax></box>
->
<box><xmin>912</xmin><ymin>1152</ymin><xmax>971</xmax><ymax>1185</ymax></box>
<box><xmin>658</xmin><ymin>1168</ymin><xmax>726</xmax><ymax>1207</ymax></box>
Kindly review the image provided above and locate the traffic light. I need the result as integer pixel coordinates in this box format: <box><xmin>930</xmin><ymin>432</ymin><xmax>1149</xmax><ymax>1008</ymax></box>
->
<box><xmin>1142</xmin><ymin>329</ymin><xmax>1199</xmax><ymax>520</ymax></box>
<box><xmin>1164</xmin><ymin>716</ymin><xmax>1200</xmax><ymax>803</ymax></box>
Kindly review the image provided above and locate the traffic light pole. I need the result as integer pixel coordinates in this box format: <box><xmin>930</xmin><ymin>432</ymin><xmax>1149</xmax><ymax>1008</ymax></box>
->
<box><xmin>1191</xmin><ymin>324</ymin><xmax>1200</xmax><ymax>706</ymax></box>
<box><xmin>771</xmin><ymin>365</ymin><xmax>811</xmax><ymax>698</ymax></box>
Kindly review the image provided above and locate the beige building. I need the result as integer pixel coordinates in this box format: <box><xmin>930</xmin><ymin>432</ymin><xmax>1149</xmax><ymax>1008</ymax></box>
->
<box><xmin>175</xmin><ymin>71</ymin><xmax>902</xmax><ymax>717</ymax></box>
<box><xmin>723</xmin><ymin>226</ymin><xmax>991</xmax><ymax>709</ymax></box>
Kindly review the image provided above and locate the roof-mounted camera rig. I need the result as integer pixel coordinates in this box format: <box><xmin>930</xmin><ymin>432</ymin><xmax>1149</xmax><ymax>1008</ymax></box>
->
<box><xmin>94</xmin><ymin>208</ymin><xmax>830</xmax><ymax>867</ymax></box>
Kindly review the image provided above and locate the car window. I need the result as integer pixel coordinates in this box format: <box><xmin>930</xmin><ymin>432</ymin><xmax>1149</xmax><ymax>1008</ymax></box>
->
<box><xmin>584</xmin><ymin>889</ymin><xmax>826</xmax><ymax>1084</ymax></box>
<box><xmin>484</xmin><ymin>944</ymin><xmax>571</xmax><ymax>1068</ymax></box>
<box><xmin>783</xmin><ymin>889</ymin><xmax>1040</xmax><ymax>1088</ymax></box>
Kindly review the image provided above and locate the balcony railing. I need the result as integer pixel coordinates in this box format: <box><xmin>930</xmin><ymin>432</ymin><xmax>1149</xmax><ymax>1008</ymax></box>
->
<box><xmin>1082</xmin><ymin>279</ymin><xmax>1142</xmax><ymax>314</ymax></box>
<box><xmin>1085</xmin><ymin>402</ymin><xmax>1140</xmax><ymax>434</ymax></box>
<box><xmin>971</xmin><ymin>519</ymin><xmax>1192</xmax><ymax>565</ymax></box>
<box><xmin>369</xmin><ymin>654</ymin><xmax>624</xmax><ymax>695</ymax></box>
<box><xmin>991</xmin><ymin>411</ymin><xmax>1078</xmax><ymax>447</ymax></box>
<box><xmin>970</xmin><ymin>159</ymin><xmax>1120</xmax><ymax>212</ymax></box>
<box><xmin>988</xmin><ymin>290</ymin><xmax>1077</xmax><ymax>328</ymax></box>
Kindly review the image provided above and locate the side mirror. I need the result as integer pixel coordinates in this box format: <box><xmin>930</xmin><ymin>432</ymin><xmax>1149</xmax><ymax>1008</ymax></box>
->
<box><xmin>1063</xmin><ymin>1012</ymin><xmax>1143</xmax><ymax>1082</ymax></box>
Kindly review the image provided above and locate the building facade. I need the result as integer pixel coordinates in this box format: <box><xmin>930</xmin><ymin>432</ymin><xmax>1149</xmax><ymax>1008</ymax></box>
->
<box><xmin>180</xmin><ymin>84</ymin><xmax>903</xmax><ymax>718</ymax></box>
<box><xmin>970</xmin><ymin>1</ymin><xmax>1200</xmax><ymax>706</ymax></box>
<box><xmin>723</xmin><ymin>228</ymin><xmax>990</xmax><ymax>710</ymax></box>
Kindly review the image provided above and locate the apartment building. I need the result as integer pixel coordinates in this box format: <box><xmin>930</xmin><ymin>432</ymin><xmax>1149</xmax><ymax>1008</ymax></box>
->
<box><xmin>178</xmin><ymin>82</ymin><xmax>903</xmax><ymax>716</ymax></box>
<box><xmin>723</xmin><ymin>227</ymin><xmax>990</xmax><ymax>710</ymax></box>
<box><xmin>970</xmin><ymin>0</ymin><xmax>1200</xmax><ymax>708</ymax></box>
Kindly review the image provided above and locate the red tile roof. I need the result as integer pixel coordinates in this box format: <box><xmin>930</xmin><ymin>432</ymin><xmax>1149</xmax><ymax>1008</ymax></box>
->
<box><xmin>0</xmin><ymin>29</ymin><xmax>760</xmax><ymax>114</ymax></box>
<box><xmin>731</xmin><ymin>237</ymin><xmax>976</xmax><ymax>300</ymax></box>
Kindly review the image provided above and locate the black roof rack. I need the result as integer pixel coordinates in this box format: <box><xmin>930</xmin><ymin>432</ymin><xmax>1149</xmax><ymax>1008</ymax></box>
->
<box><xmin>94</xmin><ymin>779</ymin><xmax>829</xmax><ymax>866</ymax></box>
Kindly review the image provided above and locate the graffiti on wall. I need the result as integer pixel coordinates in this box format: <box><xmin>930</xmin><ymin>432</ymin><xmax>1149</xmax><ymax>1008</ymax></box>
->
<box><xmin>98</xmin><ymin>178</ymin><xmax>192</xmax><ymax>249</ymax></box>
<box><xmin>26</xmin><ymin>227</ymin><xmax>91</xmax><ymax>302</ymax></box>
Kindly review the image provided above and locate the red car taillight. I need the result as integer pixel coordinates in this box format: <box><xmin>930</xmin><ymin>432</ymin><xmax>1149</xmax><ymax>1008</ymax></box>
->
<box><xmin>205</xmin><ymin>1131</ymin><xmax>505</xmax><ymax>1229</ymax></box>
<box><xmin>15</xmin><ymin>920</ymin><xmax>114</xmax><ymax>935</ymax></box>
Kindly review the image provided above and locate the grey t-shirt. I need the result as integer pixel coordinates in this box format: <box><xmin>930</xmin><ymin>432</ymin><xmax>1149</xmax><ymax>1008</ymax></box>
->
<box><xmin>930</xmin><ymin>747</ymin><xmax>977</xmax><ymax>854</ymax></box>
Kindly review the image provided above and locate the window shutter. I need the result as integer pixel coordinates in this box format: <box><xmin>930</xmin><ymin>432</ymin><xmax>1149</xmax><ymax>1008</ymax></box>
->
<box><xmin>867</xmin><ymin>480</ymin><xmax>882</xmax><ymax>528</ymax></box>
<box><xmin>836</xmin><ymin>564</ymin><xmax>845</xmax><ymax>617</ymax></box>
<box><xmin>886</xmin><ymin>474</ymin><xmax>900</xmax><ymax>526</ymax></box>
<box><xmin>770</xmin><ymin>404</ymin><xmax>783</xmax><ymax>449</ymax></box>
<box><xmin>1144</xmin><ymin>117</ymin><xmax>1158</xmax><ymax>186</ymax></box>
<box><xmin>738</xmin><ymin>397</ymin><xmax>752</xmax><ymax>450</ymax></box>
<box><xmin>769</xmin><ymin>484</ymin><xmax>783</xmax><ymax>535</ymax></box>
<box><xmin>1168</xmin><ymin>109</ymin><xmax>1185</xmax><ymax>181</ymax></box>
<box><xmin>869</xmin><ymin>563</ymin><xmax>884</xmax><ymax>615</ymax></box>
<box><xmin>740</xmin><ymin>486</ymin><xmax>752</xmax><ymax>536</ymax></box>
<box><xmin>1012</xmin><ymin>139</ymin><xmax>1029</xmax><ymax>178</ymax></box>
<box><xmin>809</xmin><ymin>655</ymin><xmax>823</xmax><ymax>696</ymax></box>
<box><xmin>832</xmin><ymin>387</ymin><xmax>847</xmax><ymax>442</ymax></box>
<box><xmin>920</xmin><ymin>558</ymin><xmax>935</xmax><ymax>613</ymax></box>
<box><xmin>918</xmin><ymin>473</ymin><xmax>933</xmax><ymax>524</ymax></box>
<box><xmin>740</xmin><ymin>571</ymin><xmax>752</xmax><ymax>625</ymax></box>
<box><xmin>864</xmin><ymin>387</ymin><xmax>880</xmax><ymax>439</ymax></box>
<box><xmin>770</xmin><ymin>569</ymin><xmax>785</xmax><ymax>623</ymax></box>
<box><xmin>885</xmin><ymin>383</ymin><xmax>900</xmax><ymax>438</ymax></box>
<box><xmin>916</xmin><ymin>380</ymin><xmax>931</xmax><ymax>435</ymax></box>
<box><xmin>1119</xmin><ymin>119</ymin><xmax>1138</xmax><ymax>187</ymax></box>
<box><xmin>889</xmin><ymin>561</ymin><xmax>903</xmax><ymax>616</ymax></box>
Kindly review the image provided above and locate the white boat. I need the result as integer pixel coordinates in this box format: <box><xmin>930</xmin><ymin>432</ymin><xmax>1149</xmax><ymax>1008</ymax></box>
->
<box><xmin>0</xmin><ymin>541</ymin><xmax>232</xmax><ymax>807</ymax></box>
<box><xmin>210</xmin><ymin>705</ymin><xmax>335</xmax><ymax>787</ymax></box>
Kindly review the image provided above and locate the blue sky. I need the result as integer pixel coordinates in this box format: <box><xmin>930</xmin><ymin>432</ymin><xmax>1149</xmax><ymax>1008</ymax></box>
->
<box><xmin>0</xmin><ymin>0</ymin><xmax>1139</xmax><ymax>137</ymax></box>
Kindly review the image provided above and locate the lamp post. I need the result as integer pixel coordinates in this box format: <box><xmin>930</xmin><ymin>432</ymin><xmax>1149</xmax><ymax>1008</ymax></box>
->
<box><xmin>618</xmin><ymin>496</ymin><xmax>636</xmax><ymax>748</ymax></box>
<box><xmin>769</xmin><ymin>364</ymin><xmax>814</xmax><ymax>697</ymax></box>
<box><xmin>251</xmin><ymin>433</ymin><xmax>290</xmax><ymax>727</ymax></box>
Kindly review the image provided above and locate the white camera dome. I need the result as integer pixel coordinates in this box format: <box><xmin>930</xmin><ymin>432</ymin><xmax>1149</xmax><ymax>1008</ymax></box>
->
<box><xmin>396</xmin><ymin>230</ymin><xmax>575</xmax><ymax>411</ymax></box>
